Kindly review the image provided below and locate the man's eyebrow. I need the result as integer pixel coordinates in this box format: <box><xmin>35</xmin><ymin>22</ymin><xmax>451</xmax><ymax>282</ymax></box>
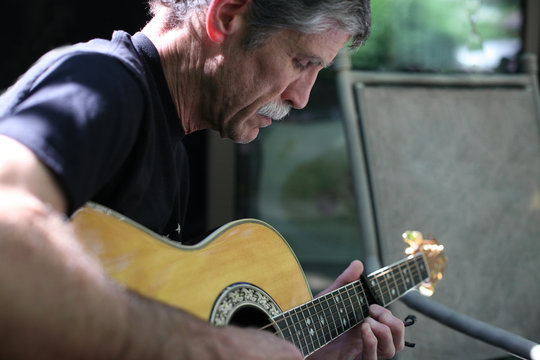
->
<box><xmin>314</xmin><ymin>56</ymin><xmax>330</xmax><ymax>68</ymax></box>
<box><xmin>300</xmin><ymin>53</ymin><xmax>333</xmax><ymax>68</ymax></box>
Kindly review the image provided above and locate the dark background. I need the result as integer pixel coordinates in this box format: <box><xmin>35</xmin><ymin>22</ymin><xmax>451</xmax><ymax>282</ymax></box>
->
<box><xmin>1</xmin><ymin>0</ymin><xmax>149</xmax><ymax>89</ymax></box>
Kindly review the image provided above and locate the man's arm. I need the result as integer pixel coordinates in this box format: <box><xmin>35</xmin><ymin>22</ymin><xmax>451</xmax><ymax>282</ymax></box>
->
<box><xmin>0</xmin><ymin>135</ymin><xmax>67</xmax><ymax>213</ymax></box>
<box><xmin>0</xmin><ymin>135</ymin><xmax>303</xmax><ymax>359</ymax></box>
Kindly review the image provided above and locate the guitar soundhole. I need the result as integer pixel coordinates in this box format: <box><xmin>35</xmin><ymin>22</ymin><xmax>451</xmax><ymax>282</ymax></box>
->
<box><xmin>209</xmin><ymin>283</ymin><xmax>282</xmax><ymax>329</ymax></box>
<box><xmin>229</xmin><ymin>305</ymin><xmax>274</xmax><ymax>331</ymax></box>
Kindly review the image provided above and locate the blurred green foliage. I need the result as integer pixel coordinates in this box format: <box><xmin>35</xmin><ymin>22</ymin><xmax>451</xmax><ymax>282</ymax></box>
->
<box><xmin>350</xmin><ymin>0</ymin><xmax>522</xmax><ymax>72</ymax></box>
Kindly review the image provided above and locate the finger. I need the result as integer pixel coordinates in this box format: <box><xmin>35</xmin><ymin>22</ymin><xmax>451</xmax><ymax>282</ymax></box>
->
<box><xmin>370</xmin><ymin>305</ymin><xmax>405</xmax><ymax>352</ymax></box>
<box><xmin>364</xmin><ymin>317</ymin><xmax>394</xmax><ymax>359</ymax></box>
<box><xmin>316</xmin><ymin>260</ymin><xmax>364</xmax><ymax>296</ymax></box>
<box><xmin>360</xmin><ymin>322</ymin><xmax>378</xmax><ymax>360</ymax></box>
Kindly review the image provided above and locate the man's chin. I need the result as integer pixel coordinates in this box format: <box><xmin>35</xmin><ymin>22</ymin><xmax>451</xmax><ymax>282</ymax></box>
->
<box><xmin>226</xmin><ymin>127</ymin><xmax>260</xmax><ymax>144</ymax></box>
<box><xmin>239</xmin><ymin>129</ymin><xmax>260</xmax><ymax>144</ymax></box>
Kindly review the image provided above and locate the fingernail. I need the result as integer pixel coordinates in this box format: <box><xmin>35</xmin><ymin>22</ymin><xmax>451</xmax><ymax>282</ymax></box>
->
<box><xmin>362</xmin><ymin>321</ymin><xmax>371</xmax><ymax>331</ymax></box>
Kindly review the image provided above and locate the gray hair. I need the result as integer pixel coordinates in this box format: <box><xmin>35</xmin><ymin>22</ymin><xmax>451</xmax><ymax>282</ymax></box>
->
<box><xmin>149</xmin><ymin>0</ymin><xmax>371</xmax><ymax>49</ymax></box>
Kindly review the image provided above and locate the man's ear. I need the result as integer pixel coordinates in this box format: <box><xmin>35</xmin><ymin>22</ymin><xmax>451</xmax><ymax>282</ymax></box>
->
<box><xmin>206</xmin><ymin>0</ymin><xmax>251</xmax><ymax>43</ymax></box>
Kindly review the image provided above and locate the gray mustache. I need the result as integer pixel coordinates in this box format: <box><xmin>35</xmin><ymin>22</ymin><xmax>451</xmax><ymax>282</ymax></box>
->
<box><xmin>256</xmin><ymin>101</ymin><xmax>291</xmax><ymax>120</ymax></box>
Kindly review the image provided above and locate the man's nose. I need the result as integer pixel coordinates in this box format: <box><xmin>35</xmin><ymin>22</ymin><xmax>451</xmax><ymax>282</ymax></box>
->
<box><xmin>281</xmin><ymin>70</ymin><xmax>319</xmax><ymax>110</ymax></box>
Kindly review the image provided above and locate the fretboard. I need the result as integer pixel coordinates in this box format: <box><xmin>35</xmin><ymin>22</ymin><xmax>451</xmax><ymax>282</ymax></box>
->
<box><xmin>272</xmin><ymin>253</ymin><xmax>429</xmax><ymax>358</ymax></box>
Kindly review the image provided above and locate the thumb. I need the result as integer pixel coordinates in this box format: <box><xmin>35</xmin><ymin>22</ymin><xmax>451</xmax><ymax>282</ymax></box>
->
<box><xmin>317</xmin><ymin>260</ymin><xmax>364</xmax><ymax>297</ymax></box>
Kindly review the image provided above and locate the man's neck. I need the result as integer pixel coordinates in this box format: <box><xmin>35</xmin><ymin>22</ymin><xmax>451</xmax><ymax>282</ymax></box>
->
<box><xmin>141</xmin><ymin>9</ymin><xmax>217</xmax><ymax>135</ymax></box>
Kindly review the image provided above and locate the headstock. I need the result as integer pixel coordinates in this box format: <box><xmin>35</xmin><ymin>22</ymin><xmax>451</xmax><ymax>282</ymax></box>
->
<box><xmin>403</xmin><ymin>231</ymin><xmax>447</xmax><ymax>296</ymax></box>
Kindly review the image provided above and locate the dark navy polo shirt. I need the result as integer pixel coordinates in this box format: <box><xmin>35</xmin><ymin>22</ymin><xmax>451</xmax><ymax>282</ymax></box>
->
<box><xmin>0</xmin><ymin>31</ymin><xmax>189</xmax><ymax>242</ymax></box>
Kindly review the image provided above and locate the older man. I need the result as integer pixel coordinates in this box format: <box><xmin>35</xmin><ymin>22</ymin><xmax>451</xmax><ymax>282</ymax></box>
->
<box><xmin>0</xmin><ymin>0</ymin><xmax>405</xmax><ymax>358</ymax></box>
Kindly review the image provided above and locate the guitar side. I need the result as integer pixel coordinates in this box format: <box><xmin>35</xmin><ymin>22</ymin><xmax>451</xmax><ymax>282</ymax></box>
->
<box><xmin>71</xmin><ymin>203</ymin><xmax>313</xmax><ymax>322</ymax></box>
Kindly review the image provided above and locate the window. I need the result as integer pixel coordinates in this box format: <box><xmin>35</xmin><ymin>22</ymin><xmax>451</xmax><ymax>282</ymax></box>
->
<box><xmin>235</xmin><ymin>0</ymin><xmax>524</xmax><ymax>293</ymax></box>
<box><xmin>352</xmin><ymin>0</ymin><xmax>523</xmax><ymax>73</ymax></box>
<box><xmin>236</xmin><ymin>74</ymin><xmax>359</xmax><ymax>293</ymax></box>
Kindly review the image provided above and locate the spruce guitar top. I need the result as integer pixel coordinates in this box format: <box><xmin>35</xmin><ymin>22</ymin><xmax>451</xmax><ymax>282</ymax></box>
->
<box><xmin>72</xmin><ymin>203</ymin><xmax>447</xmax><ymax>358</ymax></box>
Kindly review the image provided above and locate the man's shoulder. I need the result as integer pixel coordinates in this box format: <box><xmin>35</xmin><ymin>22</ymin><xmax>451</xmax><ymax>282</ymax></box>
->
<box><xmin>71</xmin><ymin>31</ymin><xmax>144</xmax><ymax>73</ymax></box>
<box><xmin>46</xmin><ymin>31</ymin><xmax>146</xmax><ymax>81</ymax></box>
<box><xmin>0</xmin><ymin>32</ymin><xmax>146</xmax><ymax>116</ymax></box>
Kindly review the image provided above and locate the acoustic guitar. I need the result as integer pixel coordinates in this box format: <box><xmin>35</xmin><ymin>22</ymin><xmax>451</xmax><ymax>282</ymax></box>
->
<box><xmin>71</xmin><ymin>202</ymin><xmax>447</xmax><ymax>358</ymax></box>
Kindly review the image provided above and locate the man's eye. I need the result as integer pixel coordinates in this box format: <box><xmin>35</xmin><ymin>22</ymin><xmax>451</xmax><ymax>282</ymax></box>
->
<box><xmin>294</xmin><ymin>59</ymin><xmax>308</xmax><ymax>70</ymax></box>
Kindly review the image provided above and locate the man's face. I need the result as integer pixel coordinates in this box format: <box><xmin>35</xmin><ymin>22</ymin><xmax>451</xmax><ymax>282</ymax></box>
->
<box><xmin>209</xmin><ymin>28</ymin><xmax>350</xmax><ymax>143</ymax></box>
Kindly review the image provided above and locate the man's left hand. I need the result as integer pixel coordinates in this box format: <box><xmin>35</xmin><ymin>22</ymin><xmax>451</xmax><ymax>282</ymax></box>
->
<box><xmin>307</xmin><ymin>260</ymin><xmax>405</xmax><ymax>360</ymax></box>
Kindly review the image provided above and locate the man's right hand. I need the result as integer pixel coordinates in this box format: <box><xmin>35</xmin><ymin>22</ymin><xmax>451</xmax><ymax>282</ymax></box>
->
<box><xmin>0</xmin><ymin>135</ymin><xmax>304</xmax><ymax>359</ymax></box>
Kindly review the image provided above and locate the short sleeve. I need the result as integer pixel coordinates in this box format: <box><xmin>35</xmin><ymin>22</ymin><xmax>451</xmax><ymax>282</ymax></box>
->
<box><xmin>0</xmin><ymin>53</ymin><xmax>145</xmax><ymax>213</ymax></box>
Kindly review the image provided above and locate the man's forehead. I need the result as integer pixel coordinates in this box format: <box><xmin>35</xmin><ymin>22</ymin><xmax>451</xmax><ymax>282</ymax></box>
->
<box><xmin>285</xmin><ymin>29</ymin><xmax>351</xmax><ymax>65</ymax></box>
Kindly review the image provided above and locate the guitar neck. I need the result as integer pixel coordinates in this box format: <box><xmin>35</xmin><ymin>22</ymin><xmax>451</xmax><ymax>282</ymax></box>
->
<box><xmin>272</xmin><ymin>253</ymin><xmax>429</xmax><ymax>358</ymax></box>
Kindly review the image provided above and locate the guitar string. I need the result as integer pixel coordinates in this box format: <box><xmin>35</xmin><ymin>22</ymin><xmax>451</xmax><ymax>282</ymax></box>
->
<box><xmin>263</xmin><ymin>283</ymin><xmax>369</xmax><ymax>339</ymax></box>
<box><xmin>260</xmin><ymin>256</ymin><xmax>426</xmax><ymax>341</ymax></box>
<box><xmin>361</xmin><ymin>257</ymin><xmax>425</xmax><ymax>306</ymax></box>
<box><xmin>267</xmin><ymin>283</ymin><xmax>371</xmax><ymax>353</ymax></box>
<box><xmin>270</xmin><ymin>269</ymin><xmax>424</xmax><ymax>351</ymax></box>
<box><xmin>265</xmin><ymin>280</ymin><xmax>425</xmax><ymax>355</ymax></box>
<box><xmin>368</xmin><ymin>257</ymin><xmax>426</xmax><ymax>302</ymax></box>
<box><xmin>255</xmin><ymin>255</ymin><xmax>427</xmax><ymax>354</ymax></box>
<box><xmin>276</xmin><ymin>270</ymin><xmax>426</xmax><ymax>354</ymax></box>
<box><xmin>265</xmin><ymin>256</ymin><xmax>425</xmax><ymax>337</ymax></box>
<box><xmin>264</xmin><ymin>290</ymin><xmax>361</xmax><ymax>355</ymax></box>
<box><xmin>300</xmin><ymin>288</ymin><xmax>366</xmax><ymax>353</ymax></box>
<box><xmin>263</xmin><ymin>257</ymin><xmax>428</xmax><ymax>340</ymax></box>
<box><xmin>281</xmin><ymin>277</ymin><xmax>410</xmax><ymax>354</ymax></box>
<box><xmin>262</xmin><ymin>271</ymin><xmax>411</xmax><ymax>342</ymax></box>
<box><xmin>363</xmin><ymin>256</ymin><xmax>425</xmax><ymax>304</ymax></box>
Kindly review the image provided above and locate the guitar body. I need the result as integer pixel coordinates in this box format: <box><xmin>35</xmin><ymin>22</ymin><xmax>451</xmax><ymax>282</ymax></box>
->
<box><xmin>71</xmin><ymin>203</ymin><xmax>312</xmax><ymax>326</ymax></box>
<box><xmin>72</xmin><ymin>203</ymin><xmax>445</xmax><ymax>358</ymax></box>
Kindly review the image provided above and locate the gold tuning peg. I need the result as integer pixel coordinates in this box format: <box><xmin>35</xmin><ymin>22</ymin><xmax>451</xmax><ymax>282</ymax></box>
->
<box><xmin>403</xmin><ymin>231</ymin><xmax>448</xmax><ymax>297</ymax></box>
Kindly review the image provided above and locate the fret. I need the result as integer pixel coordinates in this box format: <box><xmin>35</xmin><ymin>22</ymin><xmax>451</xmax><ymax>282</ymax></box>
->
<box><xmin>323</xmin><ymin>297</ymin><xmax>340</xmax><ymax>339</ymax></box>
<box><xmin>336</xmin><ymin>289</ymin><xmax>351</xmax><ymax>330</ymax></box>
<box><xmin>342</xmin><ymin>285</ymin><xmax>358</xmax><ymax>327</ymax></box>
<box><xmin>388</xmin><ymin>270</ymin><xmax>400</xmax><ymax>299</ymax></box>
<box><xmin>411</xmin><ymin>255</ymin><xmax>426</xmax><ymax>284</ymax></box>
<box><xmin>304</xmin><ymin>301</ymin><xmax>323</xmax><ymax>350</ymax></box>
<box><xmin>382</xmin><ymin>272</ymin><xmax>393</xmax><ymax>305</ymax></box>
<box><xmin>410</xmin><ymin>256</ymin><xmax>421</xmax><ymax>283</ymax></box>
<box><xmin>365</xmin><ymin>253</ymin><xmax>429</xmax><ymax>307</ymax></box>
<box><xmin>322</xmin><ymin>293</ymin><xmax>339</xmax><ymax>340</ymax></box>
<box><xmin>392</xmin><ymin>267</ymin><xmax>402</xmax><ymax>297</ymax></box>
<box><xmin>331</xmin><ymin>291</ymin><xmax>346</xmax><ymax>335</ymax></box>
<box><xmin>384</xmin><ymin>265</ymin><xmax>405</xmax><ymax>303</ymax></box>
<box><xmin>275</xmin><ymin>253</ymin><xmax>432</xmax><ymax>358</ymax></box>
<box><xmin>289</xmin><ymin>307</ymin><xmax>312</xmax><ymax>356</ymax></box>
<box><xmin>388</xmin><ymin>272</ymin><xmax>396</xmax><ymax>304</ymax></box>
<box><xmin>418</xmin><ymin>254</ymin><xmax>429</xmax><ymax>280</ymax></box>
<box><xmin>343</xmin><ymin>284</ymin><xmax>359</xmax><ymax>329</ymax></box>
<box><xmin>313</xmin><ymin>297</ymin><xmax>332</xmax><ymax>345</ymax></box>
<box><xmin>334</xmin><ymin>293</ymin><xmax>347</xmax><ymax>334</ymax></box>
<box><xmin>309</xmin><ymin>298</ymin><xmax>324</xmax><ymax>344</ymax></box>
<box><xmin>370</xmin><ymin>272</ymin><xmax>390</xmax><ymax>306</ymax></box>
<box><xmin>405</xmin><ymin>256</ymin><xmax>419</xmax><ymax>282</ymax></box>
<box><xmin>396</xmin><ymin>262</ymin><xmax>409</xmax><ymax>294</ymax></box>
<box><xmin>403</xmin><ymin>261</ymin><xmax>413</xmax><ymax>287</ymax></box>
<box><xmin>344</xmin><ymin>283</ymin><xmax>359</xmax><ymax>326</ymax></box>
<box><xmin>412</xmin><ymin>256</ymin><xmax>425</xmax><ymax>285</ymax></box>
<box><xmin>369</xmin><ymin>276</ymin><xmax>384</xmax><ymax>305</ymax></box>
<box><xmin>352</xmin><ymin>282</ymin><xmax>370</xmax><ymax>319</ymax></box>
<box><xmin>297</xmin><ymin>305</ymin><xmax>317</xmax><ymax>355</ymax></box>
<box><xmin>276</xmin><ymin>314</ymin><xmax>293</xmax><ymax>343</ymax></box>
<box><xmin>276</xmin><ymin>312</ymin><xmax>302</xmax><ymax>353</ymax></box>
